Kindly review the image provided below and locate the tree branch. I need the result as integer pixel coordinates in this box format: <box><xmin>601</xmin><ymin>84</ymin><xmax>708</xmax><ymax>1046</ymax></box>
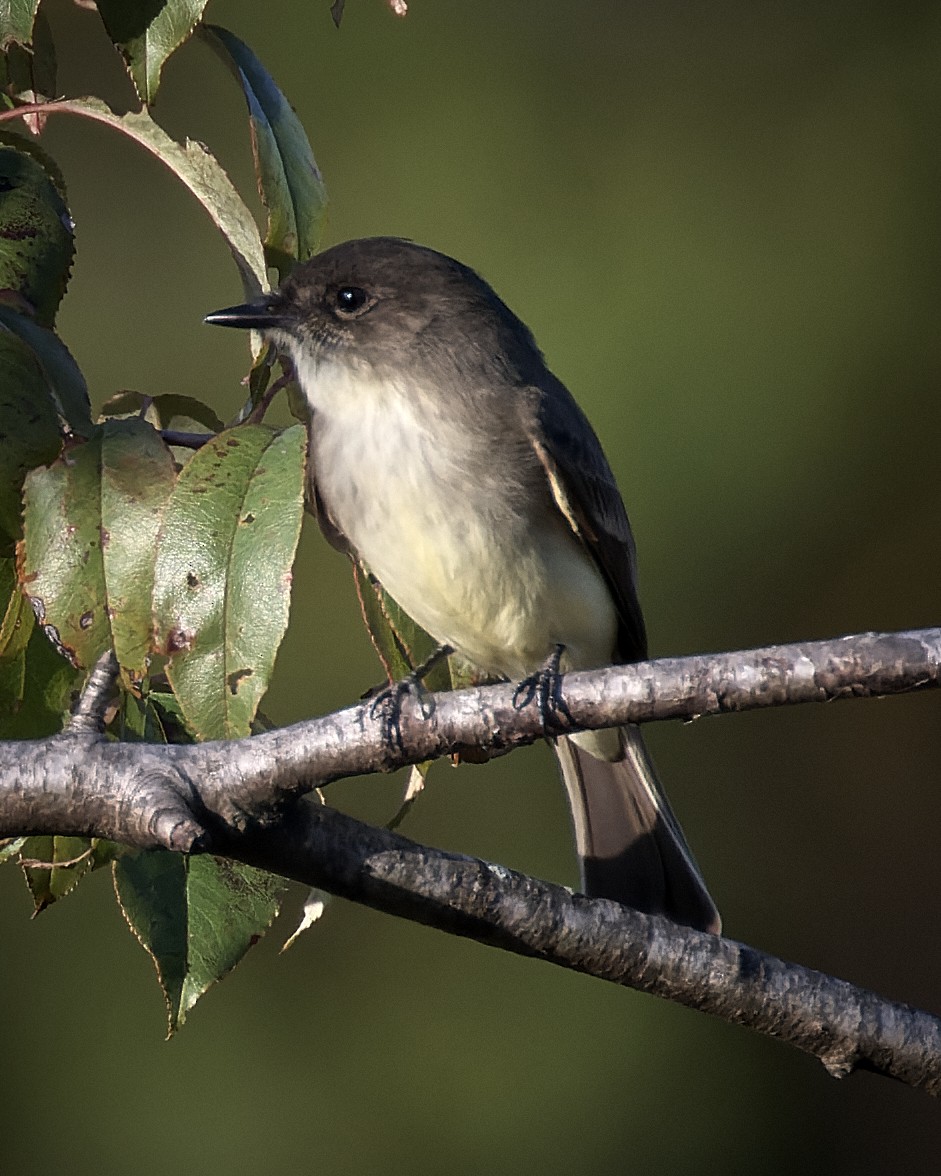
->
<box><xmin>2</xmin><ymin>627</ymin><xmax>940</xmax><ymax>1093</ymax></box>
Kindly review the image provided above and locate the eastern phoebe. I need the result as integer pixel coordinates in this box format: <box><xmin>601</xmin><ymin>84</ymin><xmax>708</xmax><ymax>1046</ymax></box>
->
<box><xmin>206</xmin><ymin>237</ymin><xmax>720</xmax><ymax>933</ymax></box>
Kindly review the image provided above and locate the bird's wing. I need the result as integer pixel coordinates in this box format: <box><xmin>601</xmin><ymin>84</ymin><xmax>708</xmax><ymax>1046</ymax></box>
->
<box><xmin>522</xmin><ymin>372</ymin><xmax>648</xmax><ymax>663</ymax></box>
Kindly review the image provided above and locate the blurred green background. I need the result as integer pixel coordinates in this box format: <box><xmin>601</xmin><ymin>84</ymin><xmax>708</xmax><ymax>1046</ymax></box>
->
<box><xmin>3</xmin><ymin>0</ymin><xmax>941</xmax><ymax>1170</ymax></box>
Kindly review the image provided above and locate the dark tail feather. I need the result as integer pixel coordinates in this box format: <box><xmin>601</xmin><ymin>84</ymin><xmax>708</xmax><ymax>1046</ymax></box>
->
<box><xmin>554</xmin><ymin>726</ymin><xmax>721</xmax><ymax>933</ymax></box>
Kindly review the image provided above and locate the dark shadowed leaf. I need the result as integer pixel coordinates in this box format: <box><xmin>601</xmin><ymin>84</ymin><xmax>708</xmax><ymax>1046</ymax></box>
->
<box><xmin>0</xmin><ymin>11</ymin><xmax>55</xmax><ymax>132</ymax></box>
<box><xmin>0</xmin><ymin>553</ymin><xmax>31</xmax><ymax>658</ymax></box>
<box><xmin>114</xmin><ymin>850</ymin><xmax>285</xmax><ymax>1034</ymax></box>
<box><xmin>0</xmin><ymin>304</ymin><xmax>93</xmax><ymax>433</ymax></box>
<box><xmin>202</xmin><ymin>25</ymin><xmax>328</xmax><ymax>280</ymax></box>
<box><xmin>153</xmin><ymin>423</ymin><xmax>305</xmax><ymax>739</ymax></box>
<box><xmin>0</xmin><ymin>618</ymin><xmax>78</xmax><ymax>738</ymax></box>
<box><xmin>0</xmin><ymin>143</ymin><xmax>73</xmax><ymax>325</ymax></box>
<box><xmin>20</xmin><ymin>834</ymin><xmax>95</xmax><ymax>911</ymax></box>
<box><xmin>96</xmin><ymin>0</ymin><xmax>209</xmax><ymax>105</ymax></box>
<box><xmin>0</xmin><ymin>326</ymin><xmax>63</xmax><ymax>552</ymax></box>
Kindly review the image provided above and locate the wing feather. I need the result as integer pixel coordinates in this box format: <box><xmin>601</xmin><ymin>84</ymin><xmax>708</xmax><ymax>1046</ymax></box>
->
<box><xmin>523</xmin><ymin>373</ymin><xmax>648</xmax><ymax>663</ymax></box>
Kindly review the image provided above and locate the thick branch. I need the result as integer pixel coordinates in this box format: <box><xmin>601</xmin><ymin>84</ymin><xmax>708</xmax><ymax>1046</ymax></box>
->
<box><xmin>1</xmin><ymin>627</ymin><xmax>940</xmax><ymax>1093</ymax></box>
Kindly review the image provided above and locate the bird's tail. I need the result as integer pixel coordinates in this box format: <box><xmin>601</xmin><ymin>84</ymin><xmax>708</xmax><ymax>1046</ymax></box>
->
<box><xmin>554</xmin><ymin>725</ymin><xmax>721</xmax><ymax>933</ymax></box>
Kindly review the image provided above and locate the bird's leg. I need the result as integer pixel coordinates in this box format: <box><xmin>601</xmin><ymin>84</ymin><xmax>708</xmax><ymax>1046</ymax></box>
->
<box><xmin>365</xmin><ymin>644</ymin><xmax>454</xmax><ymax>749</ymax></box>
<box><xmin>511</xmin><ymin>643</ymin><xmax>574</xmax><ymax>736</ymax></box>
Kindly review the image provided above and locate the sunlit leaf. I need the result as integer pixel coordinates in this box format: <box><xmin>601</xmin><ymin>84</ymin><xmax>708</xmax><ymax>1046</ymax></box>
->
<box><xmin>202</xmin><ymin>24</ymin><xmax>328</xmax><ymax>280</ymax></box>
<box><xmin>96</xmin><ymin>0</ymin><xmax>209</xmax><ymax>106</ymax></box>
<box><xmin>99</xmin><ymin>390</ymin><xmax>224</xmax><ymax>436</ymax></box>
<box><xmin>99</xmin><ymin>420</ymin><xmax>178</xmax><ymax>683</ymax></box>
<box><xmin>114</xmin><ymin>850</ymin><xmax>286</xmax><ymax>1034</ymax></box>
<box><xmin>153</xmin><ymin>423</ymin><xmax>306</xmax><ymax>739</ymax></box>
<box><xmin>0</xmin><ymin>835</ymin><xmax>26</xmax><ymax>862</ymax></box>
<box><xmin>0</xmin><ymin>0</ymin><xmax>39</xmax><ymax>49</ymax></box>
<box><xmin>0</xmin><ymin>98</ymin><xmax>266</xmax><ymax>299</ymax></box>
<box><xmin>18</xmin><ymin>418</ymin><xmax>176</xmax><ymax>680</ymax></box>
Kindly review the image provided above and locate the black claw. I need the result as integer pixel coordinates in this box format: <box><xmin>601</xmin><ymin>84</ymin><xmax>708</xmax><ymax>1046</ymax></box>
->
<box><xmin>367</xmin><ymin>645</ymin><xmax>454</xmax><ymax>750</ymax></box>
<box><xmin>512</xmin><ymin>644</ymin><xmax>574</xmax><ymax>736</ymax></box>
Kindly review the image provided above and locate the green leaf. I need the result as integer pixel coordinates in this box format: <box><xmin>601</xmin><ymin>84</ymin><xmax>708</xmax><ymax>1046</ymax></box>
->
<box><xmin>0</xmin><ymin>553</ymin><xmax>31</xmax><ymax>657</ymax></box>
<box><xmin>0</xmin><ymin>304</ymin><xmax>93</xmax><ymax>434</ymax></box>
<box><xmin>352</xmin><ymin>562</ymin><xmax>461</xmax><ymax>692</ymax></box>
<box><xmin>99</xmin><ymin>390</ymin><xmax>224</xmax><ymax>436</ymax></box>
<box><xmin>0</xmin><ymin>835</ymin><xmax>27</xmax><ymax>862</ymax></box>
<box><xmin>0</xmin><ymin>325</ymin><xmax>64</xmax><ymax>552</ymax></box>
<box><xmin>18</xmin><ymin>434</ymin><xmax>107</xmax><ymax>669</ymax></box>
<box><xmin>96</xmin><ymin>0</ymin><xmax>209</xmax><ymax>106</ymax></box>
<box><xmin>0</xmin><ymin>10</ymin><xmax>55</xmax><ymax>134</ymax></box>
<box><xmin>0</xmin><ymin>617</ymin><xmax>79</xmax><ymax>737</ymax></box>
<box><xmin>0</xmin><ymin>98</ymin><xmax>266</xmax><ymax>299</ymax></box>
<box><xmin>153</xmin><ymin>423</ymin><xmax>306</xmax><ymax>739</ymax></box>
<box><xmin>114</xmin><ymin>850</ymin><xmax>286</xmax><ymax>1034</ymax></box>
<box><xmin>18</xmin><ymin>419</ymin><xmax>177</xmax><ymax>680</ymax></box>
<box><xmin>20</xmin><ymin>834</ymin><xmax>95</xmax><ymax>912</ymax></box>
<box><xmin>0</xmin><ymin>143</ymin><xmax>73</xmax><ymax>325</ymax></box>
<box><xmin>100</xmin><ymin>420</ymin><xmax>178</xmax><ymax>683</ymax></box>
<box><xmin>0</xmin><ymin>0</ymin><xmax>40</xmax><ymax>50</ymax></box>
<box><xmin>0</xmin><ymin>637</ymin><xmax>24</xmax><ymax>713</ymax></box>
<box><xmin>202</xmin><ymin>25</ymin><xmax>328</xmax><ymax>280</ymax></box>
<box><xmin>119</xmin><ymin>689</ymin><xmax>170</xmax><ymax>743</ymax></box>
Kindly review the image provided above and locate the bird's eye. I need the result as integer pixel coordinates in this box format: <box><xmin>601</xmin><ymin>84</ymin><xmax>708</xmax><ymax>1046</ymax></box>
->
<box><xmin>333</xmin><ymin>286</ymin><xmax>373</xmax><ymax>317</ymax></box>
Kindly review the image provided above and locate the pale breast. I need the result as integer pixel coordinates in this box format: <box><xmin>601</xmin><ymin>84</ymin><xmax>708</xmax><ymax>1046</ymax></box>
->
<box><xmin>303</xmin><ymin>359</ymin><xmax>618</xmax><ymax>679</ymax></box>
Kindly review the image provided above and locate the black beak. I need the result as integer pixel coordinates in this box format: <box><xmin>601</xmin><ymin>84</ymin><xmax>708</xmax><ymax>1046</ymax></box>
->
<box><xmin>204</xmin><ymin>296</ymin><xmax>289</xmax><ymax>331</ymax></box>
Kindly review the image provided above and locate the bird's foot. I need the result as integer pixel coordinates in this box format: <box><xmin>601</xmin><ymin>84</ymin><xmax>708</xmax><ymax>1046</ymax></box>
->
<box><xmin>365</xmin><ymin>645</ymin><xmax>453</xmax><ymax>750</ymax></box>
<box><xmin>511</xmin><ymin>644</ymin><xmax>574</xmax><ymax>736</ymax></box>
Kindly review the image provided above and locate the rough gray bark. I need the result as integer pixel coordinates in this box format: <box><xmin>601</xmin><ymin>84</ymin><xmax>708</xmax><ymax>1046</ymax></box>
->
<box><xmin>2</xmin><ymin>628</ymin><xmax>940</xmax><ymax>1093</ymax></box>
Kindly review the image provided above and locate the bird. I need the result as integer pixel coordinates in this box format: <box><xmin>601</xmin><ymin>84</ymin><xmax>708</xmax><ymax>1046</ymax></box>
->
<box><xmin>206</xmin><ymin>236</ymin><xmax>720</xmax><ymax>933</ymax></box>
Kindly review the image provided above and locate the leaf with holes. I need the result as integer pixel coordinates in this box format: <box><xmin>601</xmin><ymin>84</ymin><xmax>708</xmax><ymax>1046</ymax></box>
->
<box><xmin>152</xmin><ymin>423</ymin><xmax>305</xmax><ymax>740</ymax></box>
<box><xmin>18</xmin><ymin>418</ymin><xmax>176</xmax><ymax>680</ymax></box>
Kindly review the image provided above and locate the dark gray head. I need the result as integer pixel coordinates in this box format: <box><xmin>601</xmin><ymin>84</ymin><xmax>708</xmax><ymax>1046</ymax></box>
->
<box><xmin>205</xmin><ymin>236</ymin><xmax>545</xmax><ymax>383</ymax></box>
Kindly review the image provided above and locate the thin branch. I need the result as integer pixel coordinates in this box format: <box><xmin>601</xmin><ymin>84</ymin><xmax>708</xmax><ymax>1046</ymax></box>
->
<box><xmin>1</xmin><ymin>627</ymin><xmax>940</xmax><ymax>1093</ymax></box>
